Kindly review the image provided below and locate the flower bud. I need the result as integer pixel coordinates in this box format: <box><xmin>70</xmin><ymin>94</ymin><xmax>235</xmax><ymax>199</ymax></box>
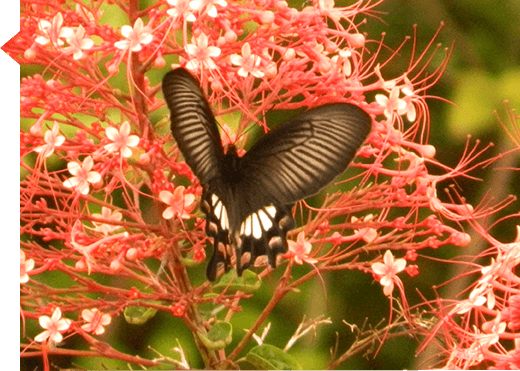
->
<box><xmin>126</xmin><ymin>248</ymin><xmax>138</xmax><ymax>261</ymax></box>
<box><xmin>283</xmin><ymin>48</ymin><xmax>295</xmax><ymax>61</ymax></box>
<box><xmin>347</xmin><ymin>33</ymin><xmax>365</xmax><ymax>49</ymax></box>
<box><xmin>260</xmin><ymin>11</ymin><xmax>275</xmax><ymax>24</ymax></box>
<box><xmin>110</xmin><ymin>259</ymin><xmax>121</xmax><ymax>271</ymax></box>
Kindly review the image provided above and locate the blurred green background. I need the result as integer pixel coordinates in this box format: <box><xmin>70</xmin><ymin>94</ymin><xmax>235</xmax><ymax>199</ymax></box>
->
<box><xmin>20</xmin><ymin>0</ymin><xmax>520</xmax><ymax>369</ymax></box>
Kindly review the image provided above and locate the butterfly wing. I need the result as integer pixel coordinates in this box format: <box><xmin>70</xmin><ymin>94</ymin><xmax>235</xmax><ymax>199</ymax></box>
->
<box><xmin>162</xmin><ymin>68</ymin><xmax>224</xmax><ymax>184</ymax></box>
<box><xmin>240</xmin><ymin>103</ymin><xmax>372</xmax><ymax>205</ymax></box>
<box><xmin>220</xmin><ymin>103</ymin><xmax>371</xmax><ymax>278</ymax></box>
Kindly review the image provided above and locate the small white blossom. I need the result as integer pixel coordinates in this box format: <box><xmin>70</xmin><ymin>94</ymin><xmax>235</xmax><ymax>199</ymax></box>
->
<box><xmin>104</xmin><ymin>121</ymin><xmax>140</xmax><ymax>158</ymax></box>
<box><xmin>35</xmin><ymin>308</ymin><xmax>71</xmax><ymax>343</ymax></box>
<box><xmin>63</xmin><ymin>156</ymin><xmax>101</xmax><ymax>195</ymax></box>
<box><xmin>35</xmin><ymin>13</ymin><xmax>73</xmax><ymax>47</ymax></box>
<box><xmin>114</xmin><ymin>18</ymin><xmax>153</xmax><ymax>52</ymax></box>
<box><xmin>33</xmin><ymin>121</ymin><xmax>65</xmax><ymax>158</ymax></box>
<box><xmin>230</xmin><ymin>43</ymin><xmax>264</xmax><ymax>78</ymax></box>
<box><xmin>185</xmin><ymin>33</ymin><xmax>221</xmax><ymax>70</ymax></box>
<box><xmin>64</xmin><ymin>25</ymin><xmax>94</xmax><ymax>60</ymax></box>
<box><xmin>372</xmin><ymin>250</ymin><xmax>406</xmax><ymax>296</ymax></box>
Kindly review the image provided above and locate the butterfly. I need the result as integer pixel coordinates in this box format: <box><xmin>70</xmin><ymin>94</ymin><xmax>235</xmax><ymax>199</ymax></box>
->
<box><xmin>162</xmin><ymin>68</ymin><xmax>372</xmax><ymax>281</ymax></box>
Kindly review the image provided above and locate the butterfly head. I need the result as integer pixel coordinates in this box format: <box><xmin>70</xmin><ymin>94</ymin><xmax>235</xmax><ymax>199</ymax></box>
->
<box><xmin>223</xmin><ymin>142</ymin><xmax>247</xmax><ymax>159</ymax></box>
<box><xmin>223</xmin><ymin>143</ymin><xmax>238</xmax><ymax>156</ymax></box>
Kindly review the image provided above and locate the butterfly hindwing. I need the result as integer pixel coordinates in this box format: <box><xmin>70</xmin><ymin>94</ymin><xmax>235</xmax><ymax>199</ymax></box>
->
<box><xmin>200</xmin><ymin>191</ymin><xmax>233</xmax><ymax>281</ymax></box>
<box><xmin>202</xmin><ymin>187</ymin><xmax>295</xmax><ymax>280</ymax></box>
<box><xmin>162</xmin><ymin>68</ymin><xmax>224</xmax><ymax>184</ymax></box>
<box><xmin>240</xmin><ymin>104</ymin><xmax>372</xmax><ymax>205</ymax></box>
<box><xmin>234</xmin><ymin>203</ymin><xmax>294</xmax><ymax>276</ymax></box>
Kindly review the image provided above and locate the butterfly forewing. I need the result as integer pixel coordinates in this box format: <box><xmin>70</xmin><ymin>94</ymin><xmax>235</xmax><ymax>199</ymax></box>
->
<box><xmin>162</xmin><ymin>69</ymin><xmax>224</xmax><ymax>184</ymax></box>
<box><xmin>241</xmin><ymin>104</ymin><xmax>372</xmax><ymax>204</ymax></box>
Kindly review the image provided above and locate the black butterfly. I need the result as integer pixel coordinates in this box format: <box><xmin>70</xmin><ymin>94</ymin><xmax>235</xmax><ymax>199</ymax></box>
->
<box><xmin>162</xmin><ymin>68</ymin><xmax>372</xmax><ymax>281</ymax></box>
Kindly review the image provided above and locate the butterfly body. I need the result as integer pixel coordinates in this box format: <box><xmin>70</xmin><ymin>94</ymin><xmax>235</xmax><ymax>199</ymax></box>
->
<box><xmin>199</xmin><ymin>146</ymin><xmax>295</xmax><ymax>279</ymax></box>
<box><xmin>162</xmin><ymin>68</ymin><xmax>372</xmax><ymax>280</ymax></box>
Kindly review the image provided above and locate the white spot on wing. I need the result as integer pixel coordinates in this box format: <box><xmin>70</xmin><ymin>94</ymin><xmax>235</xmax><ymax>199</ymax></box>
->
<box><xmin>265</xmin><ymin>205</ymin><xmax>277</xmax><ymax>218</ymax></box>
<box><xmin>252</xmin><ymin>213</ymin><xmax>262</xmax><ymax>239</ymax></box>
<box><xmin>257</xmin><ymin>209</ymin><xmax>273</xmax><ymax>230</ymax></box>
<box><xmin>221</xmin><ymin>205</ymin><xmax>229</xmax><ymax>230</ymax></box>
<box><xmin>240</xmin><ymin>206</ymin><xmax>279</xmax><ymax>239</ymax></box>
<box><xmin>211</xmin><ymin>198</ymin><xmax>229</xmax><ymax>231</ymax></box>
<box><xmin>244</xmin><ymin>215</ymin><xmax>252</xmax><ymax>236</ymax></box>
<box><xmin>214</xmin><ymin>201</ymin><xmax>222</xmax><ymax>217</ymax></box>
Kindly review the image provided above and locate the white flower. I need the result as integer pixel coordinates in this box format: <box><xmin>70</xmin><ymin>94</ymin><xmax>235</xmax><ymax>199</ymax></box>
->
<box><xmin>104</xmin><ymin>121</ymin><xmax>140</xmax><ymax>158</ymax></box>
<box><xmin>63</xmin><ymin>156</ymin><xmax>101</xmax><ymax>195</ymax></box>
<box><xmin>81</xmin><ymin>309</ymin><xmax>111</xmax><ymax>335</ymax></box>
<box><xmin>114</xmin><ymin>18</ymin><xmax>153</xmax><ymax>52</ymax></box>
<box><xmin>189</xmin><ymin>0</ymin><xmax>227</xmax><ymax>18</ymax></box>
<box><xmin>92</xmin><ymin>207</ymin><xmax>123</xmax><ymax>235</ymax></box>
<box><xmin>371</xmin><ymin>250</ymin><xmax>406</xmax><ymax>296</ymax></box>
<box><xmin>230</xmin><ymin>43</ymin><xmax>264</xmax><ymax>78</ymax></box>
<box><xmin>20</xmin><ymin>250</ymin><xmax>35</xmax><ymax>284</ymax></box>
<box><xmin>285</xmin><ymin>231</ymin><xmax>318</xmax><ymax>265</ymax></box>
<box><xmin>35</xmin><ymin>308</ymin><xmax>71</xmax><ymax>343</ymax></box>
<box><xmin>167</xmin><ymin>0</ymin><xmax>197</xmax><ymax>21</ymax></box>
<box><xmin>35</xmin><ymin>13</ymin><xmax>73</xmax><ymax>47</ymax></box>
<box><xmin>375</xmin><ymin>87</ymin><xmax>407</xmax><ymax>119</ymax></box>
<box><xmin>64</xmin><ymin>25</ymin><xmax>94</xmax><ymax>60</ymax></box>
<box><xmin>159</xmin><ymin>187</ymin><xmax>195</xmax><ymax>219</ymax></box>
<box><xmin>33</xmin><ymin>121</ymin><xmax>65</xmax><ymax>158</ymax></box>
<box><xmin>184</xmin><ymin>33</ymin><xmax>221</xmax><ymax>70</ymax></box>
<box><xmin>331</xmin><ymin>48</ymin><xmax>352</xmax><ymax>77</ymax></box>
<box><xmin>351</xmin><ymin>214</ymin><xmax>378</xmax><ymax>243</ymax></box>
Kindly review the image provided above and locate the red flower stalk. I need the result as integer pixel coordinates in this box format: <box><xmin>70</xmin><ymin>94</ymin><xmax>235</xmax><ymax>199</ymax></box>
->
<box><xmin>420</xmin><ymin>221</ymin><xmax>520</xmax><ymax>369</ymax></box>
<box><xmin>9</xmin><ymin>0</ymin><xmax>515</xmax><ymax>369</ymax></box>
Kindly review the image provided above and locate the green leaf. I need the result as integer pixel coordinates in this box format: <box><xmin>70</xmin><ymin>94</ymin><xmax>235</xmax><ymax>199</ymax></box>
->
<box><xmin>198</xmin><ymin>321</ymin><xmax>233</xmax><ymax>350</ymax></box>
<box><xmin>123</xmin><ymin>306</ymin><xmax>158</xmax><ymax>325</ymax></box>
<box><xmin>245</xmin><ymin>344</ymin><xmax>302</xmax><ymax>370</ymax></box>
<box><xmin>211</xmin><ymin>269</ymin><xmax>262</xmax><ymax>293</ymax></box>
